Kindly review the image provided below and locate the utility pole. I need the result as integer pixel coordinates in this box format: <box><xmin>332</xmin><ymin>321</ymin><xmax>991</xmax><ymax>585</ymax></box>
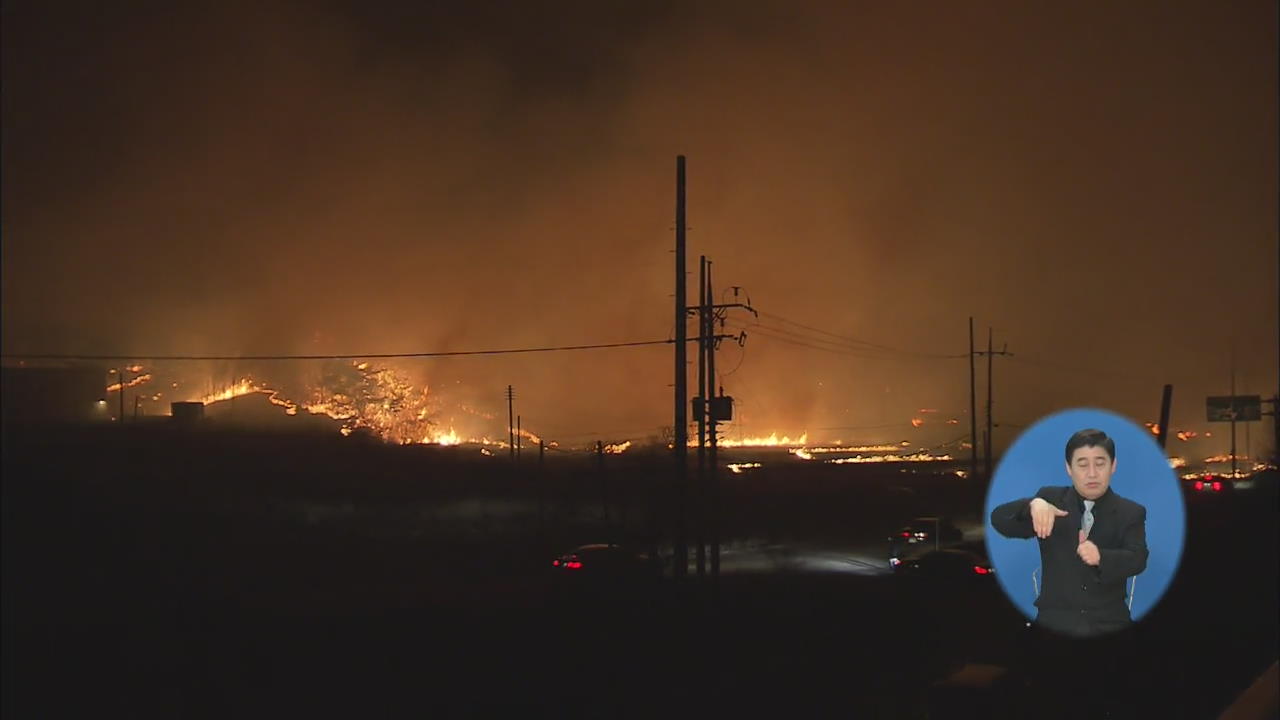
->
<box><xmin>118</xmin><ymin>368</ymin><xmax>126</xmax><ymax>424</ymax></box>
<box><xmin>986</xmin><ymin>328</ymin><xmax>993</xmax><ymax>480</ymax></box>
<box><xmin>707</xmin><ymin>259</ymin><xmax>721</xmax><ymax>586</ymax></box>
<box><xmin>974</xmin><ymin>329</ymin><xmax>1012</xmax><ymax>480</ymax></box>
<box><xmin>673</xmin><ymin>155</ymin><xmax>689</xmax><ymax>580</ymax></box>
<box><xmin>538</xmin><ymin>440</ymin><xmax>545</xmax><ymax>549</ymax></box>
<box><xmin>968</xmin><ymin>318</ymin><xmax>977</xmax><ymax>482</ymax></box>
<box><xmin>1156</xmin><ymin>385</ymin><xmax>1174</xmax><ymax>451</ymax></box>
<box><xmin>517</xmin><ymin>415</ymin><xmax>522</xmax><ymax>460</ymax></box>
<box><xmin>597</xmin><ymin>440</ymin><xmax>610</xmax><ymax>532</ymax></box>
<box><xmin>1230</xmin><ymin>350</ymin><xmax>1238</xmax><ymax>478</ymax></box>
<box><xmin>507</xmin><ymin>385</ymin><xmax>515</xmax><ymax>461</ymax></box>
<box><xmin>695</xmin><ymin>256</ymin><xmax>708</xmax><ymax>578</ymax></box>
<box><xmin>1265</xmin><ymin>395</ymin><xmax>1280</xmax><ymax>465</ymax></box>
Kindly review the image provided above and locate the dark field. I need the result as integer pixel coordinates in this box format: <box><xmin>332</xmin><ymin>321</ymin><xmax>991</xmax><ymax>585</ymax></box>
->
<box><xmin>4</xmin><ymin>424</ymin><xmax>1276</xmax><ymax>718</ymax></box>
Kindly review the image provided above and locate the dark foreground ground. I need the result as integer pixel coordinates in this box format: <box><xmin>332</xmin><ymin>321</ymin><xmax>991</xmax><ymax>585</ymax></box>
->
<box><xmin>4</xmin><ymin>425</ymin><xmax>1277</xmax><ymax>718</ymax></box>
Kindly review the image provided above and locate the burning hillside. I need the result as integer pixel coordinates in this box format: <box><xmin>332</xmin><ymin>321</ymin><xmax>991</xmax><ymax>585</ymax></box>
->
<box><xmin>108</xmin><ymin>360</ymin><xmax>505</xmax><ymax>447</ymax></box>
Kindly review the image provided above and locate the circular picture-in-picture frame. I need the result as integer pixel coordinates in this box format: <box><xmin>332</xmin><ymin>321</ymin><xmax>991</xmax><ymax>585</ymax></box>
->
<box><xmin>984</xmin><ymin>408</ymin><xmax>1186</xmax><ymax>637</ymax></box>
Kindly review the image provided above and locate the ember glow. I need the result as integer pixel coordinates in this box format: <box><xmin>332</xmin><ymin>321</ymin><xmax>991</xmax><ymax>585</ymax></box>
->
<box><xmin>603</xmin><ymin>441</ymin><xmax>632</xmax><ymax>454</ymax></box>
<box><xmin>727</xmin><ymin>462</ymin><xmax>762</xmax><ymax>474</ymax></box>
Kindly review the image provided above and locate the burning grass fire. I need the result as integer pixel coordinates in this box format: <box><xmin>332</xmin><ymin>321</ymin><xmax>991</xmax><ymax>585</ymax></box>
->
<box><xmin>115</xmin><ymin>361</ymin><xmax>509</xmax><ymax>448</ymax></box>
<box><xmin>103</xmin><ymin>364</ymin><xmax>967</xmax><ymax>464</ymax></box>
<box><xmin>712</xmin><ymin>432</ymin><xmax>809</xmax><ymax>448</ymax></box>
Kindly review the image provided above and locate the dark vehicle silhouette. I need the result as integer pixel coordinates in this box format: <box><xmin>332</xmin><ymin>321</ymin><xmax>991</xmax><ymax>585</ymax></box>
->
<box><xmin>549</xmin><ymin>544</ymin><xmax>660</xmax><ymax>602</ymax></box>
<box><xmin>887</xmin><ymin>516</ymin><xmax>965</xmax><ymax>568</ymax></box>
<box><xmin>893</xmin><ymin>541</ymin><xmax>995</xmax><ymax>584</ymax></box>
<box><xmin>1183</xmin><ymin>473</ymin><xmax>1235</xmax><ymax>496</ymax></box>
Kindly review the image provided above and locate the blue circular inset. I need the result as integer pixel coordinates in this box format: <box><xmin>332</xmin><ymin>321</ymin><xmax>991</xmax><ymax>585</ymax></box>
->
<box><xmin>984</xmin><ymin>408</ymin><xmax>1185</xmax><ymax>624</ymax></box>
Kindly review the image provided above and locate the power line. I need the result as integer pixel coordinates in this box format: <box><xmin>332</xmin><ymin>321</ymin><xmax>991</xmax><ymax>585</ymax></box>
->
<box><xmin>813</xmin><ymin>422</ymin><xmax>916</xmax><ymax>431</ymax></box>
<box><xmin>1</xmin><ymin>339</ymin><xmax>675</xmax><ymax>362</ymax></box>
<box><xmin>726</xmin><ymin>320</ymin><xmax>964</xmax><ymax>361</ymax></box>
<box><xmin>757</xmin><ymin>310</ymin><xmax>963</xmax><ymax>359</ymax></box>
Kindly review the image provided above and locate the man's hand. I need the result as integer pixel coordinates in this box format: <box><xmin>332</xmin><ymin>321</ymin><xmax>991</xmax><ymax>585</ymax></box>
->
<box><xmin>1030</xmin><ymin>497</ymin><xmax>1068</xmax><ymax>539</ymax></box>
<box><xmin>1077</xmin><ymin>530</ymin><xmax>1100</xmax><ymax>566</ymax></box>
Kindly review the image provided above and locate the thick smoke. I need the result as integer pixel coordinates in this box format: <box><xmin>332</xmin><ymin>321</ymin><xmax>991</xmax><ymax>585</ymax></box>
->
<box><xmin>3</xmin><ymin>1</ymin><xmax>1276</xmax><ymax>452</ymax></box>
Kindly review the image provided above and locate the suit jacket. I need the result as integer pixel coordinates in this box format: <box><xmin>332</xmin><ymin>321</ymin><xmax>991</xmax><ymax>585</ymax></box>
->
<box><xmin>990</xmin><ymin>485</ymin><xmax>1148</xmax><ymax>637</ymax></box>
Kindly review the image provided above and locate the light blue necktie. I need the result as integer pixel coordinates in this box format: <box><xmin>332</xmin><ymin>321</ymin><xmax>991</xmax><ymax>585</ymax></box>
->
<box><xmin>1082</xmin><ymin>499</ymin><xmax>1095</xmax><ymax>539</ymax></box>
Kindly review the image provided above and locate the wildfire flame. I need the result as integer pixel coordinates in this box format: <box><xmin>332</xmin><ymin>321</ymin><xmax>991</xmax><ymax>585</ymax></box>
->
<box><xmin>826</xmin><ymin>452</ymin><xmax>953</xmax><ymax>464</ymax></box>
<box><xmin>728</xmin><ymin>462</ymin><xmax>762</xmax><ymax>474</ymax></box>
<box><xmin>422</xmin><ymin>427</ymin><xmax>463</xmax><ymax>446</ymax></box>
<box><xmin>106</xmin><ymin>374</ymin><xmax>152</xmax><ymax>393</ymax></box>
<box><xmin>1203</xmin><ymin>454</ymin><xmax>1248</xmax><ymax>463</ymax></box>
<box><xmin>714</xmin><ymin>432</ymin><xmax>809</xmax><ymax>448</ymax></box>
<box><xmin>802</xmin><ymin>445</ymin><xmax>903</xmax><ymax>454</ymax></box>
<box><xmin>199</xmin><ymin>378</ymin><xmax>263</xmax><ymax>404</ymax></box>
<box><xmin>157</xmin><ymin>362</ymin><xmax>527</xmax><ymax>448</ymax></box>
<box><xmin>603</xmin><ymin>441</ymin><xmax>632</xmax><ymax>454</ymax></box>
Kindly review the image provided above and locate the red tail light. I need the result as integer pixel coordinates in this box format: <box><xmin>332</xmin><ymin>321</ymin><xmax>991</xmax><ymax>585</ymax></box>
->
<box><xmin>900</xmin><ymin>532</ymin><xmax>910</xmax><ymax>537</ymax></box>
<box><xmin>566</xmin><ymin>561</ymin><xmax>583</xmax><ymax>569</ymax></box>
<box><xmin>552</xmin><ymin>559</ymin><xmax>561</xmax><ymax>567</ymax></box>
<box><xmin>1212</xmin><ymin>481</ymin><xmax>1222</xmax><ymax>492</ymax></box>
<box><xmin>973</xmin><ymin>566</ymin><xmax>990</xmax><ymax>575</ymax></box>
<box><xmin>1193</xmin><ymin>481</ymin><xmax>1203</xmax><ymax>490</ymax></box>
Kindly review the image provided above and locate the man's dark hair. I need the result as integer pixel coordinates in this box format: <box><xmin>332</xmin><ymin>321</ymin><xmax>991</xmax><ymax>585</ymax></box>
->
<box><xmin>1065</xmin><ymin>428</ymin><xmax>1115</xmax><ymax>463</ymax></box>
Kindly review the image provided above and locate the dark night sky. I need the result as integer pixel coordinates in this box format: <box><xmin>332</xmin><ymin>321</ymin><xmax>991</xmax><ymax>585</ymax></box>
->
<box><xmin>3</xmin><ymin>1</ymin><xmax>1277</xmax><ymax>452</ymax></box>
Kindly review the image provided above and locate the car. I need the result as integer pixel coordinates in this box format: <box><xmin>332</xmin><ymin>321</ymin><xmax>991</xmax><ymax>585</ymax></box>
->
<box><xmin>549</xmin><ymin>544</ymin><xmax>661</xmax><ymax>590</ymax></box>
<box><xmin>1182</xmin><ymin>473</ymin><xmax>1235</xmax><ymax>495</ymax></box>
<box><xmin>893</xmin><ymin>541</ymin><xmax>996</xmax><ymax>582</ymax></box>
<box><xmin>887</xmin><ymin>516</ymin><xmax>964</xmax><ymax>568</ymax></box>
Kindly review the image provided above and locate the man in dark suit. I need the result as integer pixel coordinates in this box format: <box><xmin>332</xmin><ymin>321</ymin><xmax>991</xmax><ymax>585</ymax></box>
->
<box><xmin>990</xmin><ymin>428</ymin><xmax>1148</xmax><ymax>638</ymax></box>
<box><xmin>991</xmin><ymin>428</ymin><xmax>1148</xmax><ymax>718</ymax></box>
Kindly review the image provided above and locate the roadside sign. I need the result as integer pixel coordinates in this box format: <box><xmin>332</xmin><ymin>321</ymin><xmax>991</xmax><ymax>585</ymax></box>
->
<box><xmin>1206</xmin><ymin>395</ymin><xmax>1262</xmax><ymax>422</ymax></box>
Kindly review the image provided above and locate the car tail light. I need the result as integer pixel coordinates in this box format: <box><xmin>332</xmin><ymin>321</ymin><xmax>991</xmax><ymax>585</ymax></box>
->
<box><xmin>1212</xmin><ymin>481</ymin><xmax>1222</xmax><ymax>492</ymax></box>
<box><xmin>552</xmin><ymin>559</ymin><xmax>561</xmax><ymax>567</ymax></box>
<box><xmin>566</xmin><ymin>561</ymin><xmax>583</xmax><ymax>569</ymax></box>
<box><xmin>973</xmin><ymin>566</ymin><xmax>990</xmax><ymax>575</ymax></box>
<box><xmin>1194</xmin><ymin>481</ymin><xmax>1203</xmax><ymax>491</ymax></box>
<box><xmin>900</xmin><ymin>532</ymin><xmax>910</xmax><ymax>537</ymax></box>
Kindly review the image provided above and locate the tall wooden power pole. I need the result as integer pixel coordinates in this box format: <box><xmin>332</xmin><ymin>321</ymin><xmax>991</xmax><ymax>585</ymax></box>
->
<box><xmin>506</xmin><ymin>385</ymin><xmax>515</xmax><ymax>461</ymax></box>
<box><xmin>707</xmin><ymin>260</ymin><xmax>720</xmax><ymax>584</ymax></box>
<box><xmin>986</xmin><ymin>327</ymin><xmax>994</xmax><ymax>481</ymax></box>
<box><xmin>696</xmin><ymin>256</ymin><xmax>708</xmax><ymax>577</ymax></box>
<box><xmin>969</xmin><ymin>318</ymin><xmax>977</xmax><ymax>482</ymax></box>
<box><xmin>673</xmin><ymin>156</ymin><xmax>689</xmax><ymax>579</ymax></box>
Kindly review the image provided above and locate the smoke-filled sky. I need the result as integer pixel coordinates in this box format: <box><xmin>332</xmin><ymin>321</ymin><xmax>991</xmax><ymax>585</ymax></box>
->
<box><xmin>4</xmin><ymin>1</ymin><xmax>1277</xmax><ymax>452</ymax></box>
